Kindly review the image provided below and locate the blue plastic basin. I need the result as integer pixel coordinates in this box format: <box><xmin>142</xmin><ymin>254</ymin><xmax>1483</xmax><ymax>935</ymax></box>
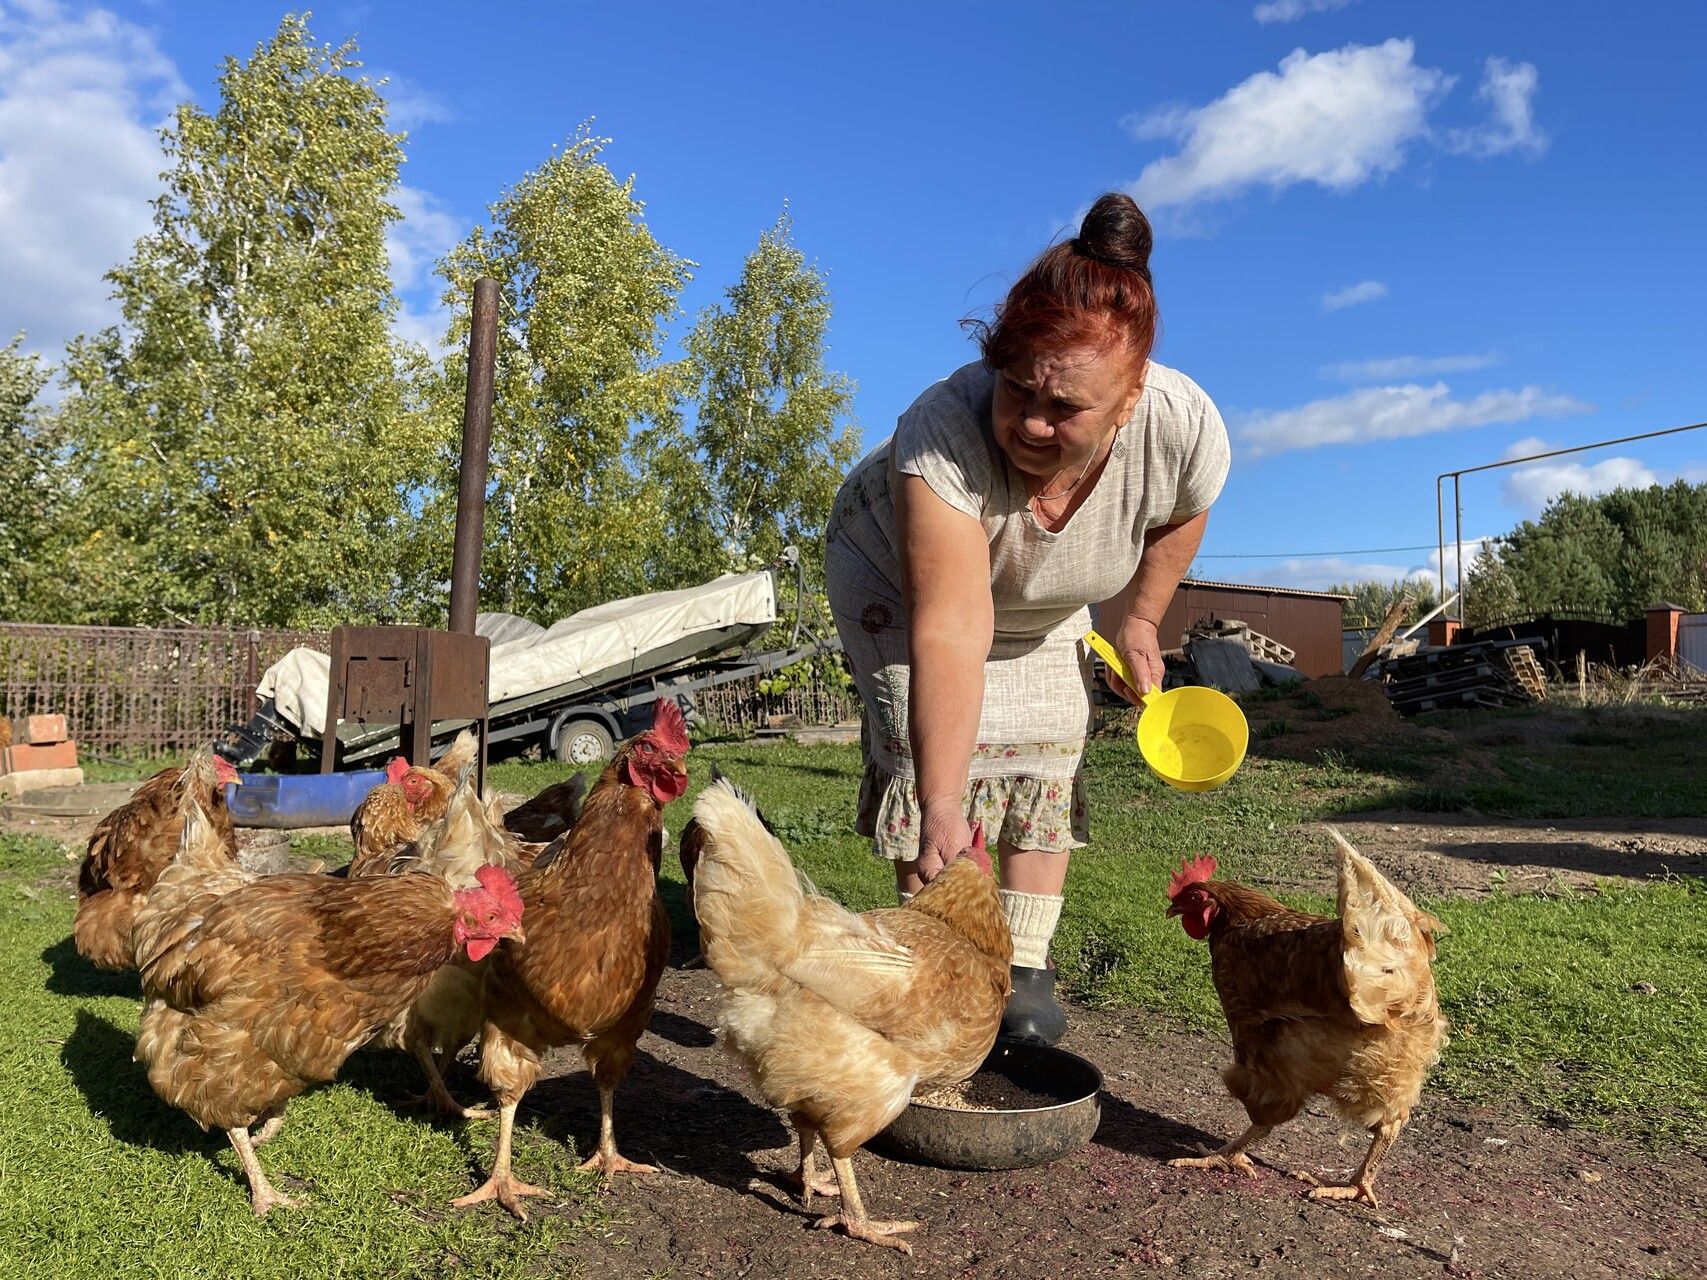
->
<box><xmin>223</xmin><ymin>770</ymin><xmax>387</xmax><ymax>829</ymax></box>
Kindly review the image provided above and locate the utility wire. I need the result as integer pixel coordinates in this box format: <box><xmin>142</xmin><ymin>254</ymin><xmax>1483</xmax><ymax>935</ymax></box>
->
<box><xmin>1197</xmin><ymin>543</ymin><xmax>1438</xmax><ymax>559</ymax></box>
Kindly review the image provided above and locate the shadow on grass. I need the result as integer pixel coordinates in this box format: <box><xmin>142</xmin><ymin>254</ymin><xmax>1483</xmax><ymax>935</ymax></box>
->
<box><xmin>40</xmin><ymin>937</ymin><xmax>140</xmax><ymax>1000</ymax></box>
<box><xmin>61</xmin><ymin>1008</ymin><xmax>217</xmax><ymax>1156</ymax></box>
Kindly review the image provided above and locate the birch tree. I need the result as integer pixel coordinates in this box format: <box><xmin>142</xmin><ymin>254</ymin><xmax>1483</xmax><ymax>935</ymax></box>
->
<box><xmin>417</xmin><ymin>129</ymin><xmax>695</xmax><ymax>622</ymax></box>
<box><xmin>681</xmin><ymin>210</ymin><xmax>860</xmax><ymax>574</ymax></box>
<box><xmin>50</xmin><ymin>13</ymin><xmax>429</xmax><ymax>626</ymax></box>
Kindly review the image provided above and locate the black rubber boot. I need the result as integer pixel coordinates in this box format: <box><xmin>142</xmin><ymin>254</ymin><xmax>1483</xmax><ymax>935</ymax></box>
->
<box><xmin>999</xmin><ymin>965</ymin><xmax>1067</xmax><ymax>1046</ymax></box>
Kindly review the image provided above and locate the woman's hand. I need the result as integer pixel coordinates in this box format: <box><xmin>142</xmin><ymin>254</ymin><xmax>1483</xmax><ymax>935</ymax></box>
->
<box><xmin>1105</xmin><ymin>616</ymin><xmax>1164</xmax><ymax>703</ymax></box>
<box><xmin>915</xmin><ymin>799</ymin><xmax>973</xmax><ymax>885</ymax></box>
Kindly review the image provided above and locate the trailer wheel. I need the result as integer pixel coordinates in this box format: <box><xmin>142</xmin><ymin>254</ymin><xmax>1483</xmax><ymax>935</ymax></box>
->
<box><xmin>555</xmin><ymin>719</ymin><xmax>614</xmax><ymax>765</ymax></box>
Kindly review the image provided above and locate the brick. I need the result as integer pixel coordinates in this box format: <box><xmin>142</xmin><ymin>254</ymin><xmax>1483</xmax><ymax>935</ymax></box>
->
<box><xmin>2</xmin><ymin>740</ymin><xmax>79</xmax><ymax>772</ymax></box>
<box><xmin>17</xmin><ymin>713</ymin><xmax>68</xmax><ymax>745</ymax></box>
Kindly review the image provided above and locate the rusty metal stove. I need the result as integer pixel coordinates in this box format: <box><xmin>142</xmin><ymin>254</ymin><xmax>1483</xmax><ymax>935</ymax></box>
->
<box><xmin>318</xmin><ymin>278</ymin><xmax>501</xmax><ymax>790</ymax></box>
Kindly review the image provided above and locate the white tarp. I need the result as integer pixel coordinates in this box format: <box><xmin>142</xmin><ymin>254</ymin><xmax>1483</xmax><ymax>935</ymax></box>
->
<box><xmin>257</xmin><ymin>571</ymin><xmax>777</xmax><ymax>737</ymax></box>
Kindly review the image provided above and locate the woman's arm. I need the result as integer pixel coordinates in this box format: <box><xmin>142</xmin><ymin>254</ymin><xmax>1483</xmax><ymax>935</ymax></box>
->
<box><xmin>1099</xmin><ymin>508</ymin><xmax>1209</xmax><ymax>700</ymax></box>
<box><xmin>894</xmin><ymin>468</ymin><xmax>994</xmax><ymax>883</ymax></box>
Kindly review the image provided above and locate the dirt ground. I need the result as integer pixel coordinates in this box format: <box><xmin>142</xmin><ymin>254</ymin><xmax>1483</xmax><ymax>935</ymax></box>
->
<box><xmin>483</xmin><ymin>963</ymin><xmax>1705</xmax><ymax>1280</ymax></box>
<box><xmin>1284</xmin><ymin>813</ymin><xmax>1704</xmax><ymax>899</ymax></box>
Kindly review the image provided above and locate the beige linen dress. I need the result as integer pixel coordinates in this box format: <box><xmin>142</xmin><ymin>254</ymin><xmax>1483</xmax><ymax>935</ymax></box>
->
<box><xmin>825</xmin><ymin>359</ymin><xmax>1230</xmax><ymax>860</ymax></box>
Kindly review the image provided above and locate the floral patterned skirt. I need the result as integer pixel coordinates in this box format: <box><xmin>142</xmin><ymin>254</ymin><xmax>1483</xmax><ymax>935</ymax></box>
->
<box><xmin>856</xmin><ymin>753</ymin><xmax>1090</xmax><ymax>861</ymax></box>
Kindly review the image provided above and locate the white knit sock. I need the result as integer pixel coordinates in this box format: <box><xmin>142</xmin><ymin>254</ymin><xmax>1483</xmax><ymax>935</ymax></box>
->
<box><xmin>897</xmin><ymin>889</ymin><xmax>915</xmax><ymax>905</ymax></box>
<box><xmin>999</xmin><ymin>889</ymin><xmax>1064</xmax><ymax>970</ymax></box>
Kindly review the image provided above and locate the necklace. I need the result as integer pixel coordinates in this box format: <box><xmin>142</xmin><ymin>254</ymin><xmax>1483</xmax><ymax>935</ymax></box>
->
<box><xmin>1033</xmin><ymin>444</ymin><xmax>1100</xmax><ymax>505</ymax></box>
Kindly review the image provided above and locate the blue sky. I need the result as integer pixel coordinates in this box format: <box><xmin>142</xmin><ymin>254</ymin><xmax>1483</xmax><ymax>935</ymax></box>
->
<box><xmin>5</xmin><ymin>0</ymin><xmax>1704</xmax><ymax>593</ymax></box>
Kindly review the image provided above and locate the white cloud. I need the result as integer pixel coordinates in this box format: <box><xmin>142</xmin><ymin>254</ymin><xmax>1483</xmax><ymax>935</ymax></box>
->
<box><xmin>1236</xmin><ymin>382</ymin><xmax>1594</xmax><ymax>458</ymax></box>
<box><xmin>1128</xmin><ymin>40</ymin><xmax>1452</xmax><ymax>211</ymax></box>
<box><xmin>1447</xmin><ymin>57</ymin><xmax>1546</xmax><ymax>158</ymax></box>
<box><xmin>1217</xmin><ymin>536</ymin><xmax>1495</xmax><ymax>596</ymax></box>
<box><xmin>0</xmin><ymin>1</ymin><xmax>186</xmax><ymax>353</ymax></box>
<box><xmin>1496</xmin><ymin>436</ymin><xmax>1660</xmax><ymax>515</ymax></box>
<box><xmin>1320</xmin><ymin>279</ymin><xmax>1388</xmax><ymax>312</ymax></box>
<box><xmin>376</xmin><ymin>71</ymin><xmax>454</xmax><ymax>132</ymax></box>
<box><xmin>1253</xmin><ymin>0</ymin><xmax>1358</xmax><ymax>24</ymax></box>
<box><xmin>1322</xmin><ymin>351</ymin><xmax>1503</xmax><ymax>381</ymax></box>
<box><xmin>387</xmin><ymin>184</ymin><xmax>462</xmax><ymax>356</ymax></box>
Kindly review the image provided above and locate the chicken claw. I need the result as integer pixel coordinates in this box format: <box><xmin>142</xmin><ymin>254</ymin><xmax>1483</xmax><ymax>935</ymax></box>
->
<box><xmin>452</xmin><ymin>1175</ymin><xmax>549</xmax><ymax>1220</ymax></box>
<box><xmin>1292</xmin><ymin>1170</ymin><xmax>1380</xmax><ymax>1209</ymax></box>
<box><xmin>249</xmin><ymin>1185</ymin><xmax>303</xmax><ymax>1217</ymax></box>
<box><xmin>1169</xmin><ymin>1150</ymin><xmax>1258</xmax><ymax>1178</ymax></box>
<box><xmin>405</xmin><ymin>1085</ymin><xmax>494</xmax><ymax>1122</ymax></box>
<box><xmin>783</xmin><ymin>1167</ymin><xmax>841</xmax><ymax>1205</ymax></box>
<box><xmin>576</xmin><ymin>1149</ymin><xmax>658</xmax><ymax>1180</ymax></box>
<box><xmin>812</xmin><ymin>1214</ymin><xmax>920</xmax><ymax>1254</ymax></box>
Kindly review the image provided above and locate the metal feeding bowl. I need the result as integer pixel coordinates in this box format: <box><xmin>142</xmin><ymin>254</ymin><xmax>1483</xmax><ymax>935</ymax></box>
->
<box><xmin>876</xmin><ymin>1041</ymin><xmax>1102</xmax><ymax>1171</ymax></box>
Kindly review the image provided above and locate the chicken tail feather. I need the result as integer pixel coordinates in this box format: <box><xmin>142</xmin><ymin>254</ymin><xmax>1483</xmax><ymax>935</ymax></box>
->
<box><xmin>1329</xmin><ymin>826</ymin><xmax>1444</xmax><ymax>1024</ymax></box>
<box><xmin>434</xmin><ymin>730</ymin><xmax>480</xmax><ymax>779</ymax></box>
<box><xmin>688</xmin><ymin>778</ymin><xmax>814</xmax><ymax>987</ymax></box>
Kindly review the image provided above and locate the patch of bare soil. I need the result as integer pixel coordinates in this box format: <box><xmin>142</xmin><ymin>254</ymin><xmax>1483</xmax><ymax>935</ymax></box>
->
<box><xmin>1313</xmin><ymin>815</ymin><xmax>1706</xmax><ymax>899</ymax></box>
<box><xmin>456</xmin><ymin>965</ymin><xmax>1705</xmax><ymax>1280</ymax></box>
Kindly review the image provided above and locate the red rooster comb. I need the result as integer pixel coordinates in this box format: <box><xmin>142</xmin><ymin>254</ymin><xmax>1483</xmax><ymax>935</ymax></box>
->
<box><xmin>1167</xmin><ymin>854</ymin><xmax>1218</xmax><ymax>900</ymax></box>
<box><xmin>213</xmin><ymin>756</ymin><xmax>240</xmax><ymax>788</ymax></box>
<box><xmin>963</xmin><ymin>820</ymin><xmax>994</xmax><ymax>874</ymax></box>
<box><xmin>385</xmin><ymin>756</ymin><xmax>410</xmax><ymax>786</ymax></box>
<box><xmin>649</xmin><ymin>698</ymin><xmax>691</xmax><ymax>755</ymax></box>
<box><xmin>474</xmin><ymin>863</ymin><xmax>525</xmax><ymax>917</ymax></box>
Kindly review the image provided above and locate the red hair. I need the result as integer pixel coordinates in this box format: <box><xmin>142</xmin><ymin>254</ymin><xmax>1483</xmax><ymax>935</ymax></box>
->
<box><xmin>968</xmin><ymin>192</ymin><xmax>1158</xmax><ymax>381</ymax></box>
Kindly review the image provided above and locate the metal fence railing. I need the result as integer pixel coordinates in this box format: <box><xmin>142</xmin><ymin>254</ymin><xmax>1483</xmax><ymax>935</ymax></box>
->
<box><xmin>0</xmin><ymin>623</ymin><xmax>327</xmax><ymax>756</ymax></box>
<box><xmin>0</xmin><ymin>622</ymin><xmax>863</xmax><ymax>757</ymax></box>
<box><xmin>694</xmin><ymin>677</ymin><xmax>861</xmax><ymax>735</ymax></box>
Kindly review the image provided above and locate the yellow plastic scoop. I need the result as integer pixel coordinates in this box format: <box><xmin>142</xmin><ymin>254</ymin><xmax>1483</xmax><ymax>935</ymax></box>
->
<box><xmin>1084</xmin><ymin>629</ymin><xmax>1249</xmax><ymax>792</ymax></box>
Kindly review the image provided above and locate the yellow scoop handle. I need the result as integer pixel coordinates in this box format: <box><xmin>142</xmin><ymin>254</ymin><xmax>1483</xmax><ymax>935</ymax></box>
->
<box><xmin>1084</xmin><ymin>629</ymin><xmax>1154</xmax><ymax>706</ymax></box>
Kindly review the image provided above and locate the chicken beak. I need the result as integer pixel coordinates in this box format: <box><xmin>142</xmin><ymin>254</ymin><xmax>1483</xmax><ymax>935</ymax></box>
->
<box><xmin>509</xmin><ymin>923</ymin><xmax>527</xmax><ymax>945</ymax></box>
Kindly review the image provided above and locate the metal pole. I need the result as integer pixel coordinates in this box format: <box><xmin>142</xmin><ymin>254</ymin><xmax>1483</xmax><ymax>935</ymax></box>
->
<box><xmin>449</xmin><ymin>277</ymin><xmax>499</xmax><ymax>635</ymax></box>
<box><xmin>1453</xmin><ymin>474</ymin><xmax>1464</xmax><ymax>622</ymax></box>
<box><xmin>1435</xmin><ymin>477</ymin><xmax>1446</xmax><ymax>603</ymax></box>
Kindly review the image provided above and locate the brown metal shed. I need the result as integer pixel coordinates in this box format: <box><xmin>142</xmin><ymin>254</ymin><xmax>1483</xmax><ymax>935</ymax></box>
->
<box><xmin>1158</xmin><ymin>580</ymin><xmax>1349</xmax><ymax>678</ymax></box>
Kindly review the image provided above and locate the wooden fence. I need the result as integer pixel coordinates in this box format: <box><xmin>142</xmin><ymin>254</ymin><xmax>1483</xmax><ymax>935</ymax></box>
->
<box><xmin>0</xmin><ymin>623</ymin><xmax>326</xmax><ymax>756</ymax></box>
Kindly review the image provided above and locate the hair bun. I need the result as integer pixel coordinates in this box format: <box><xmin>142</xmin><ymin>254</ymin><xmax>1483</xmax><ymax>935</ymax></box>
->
<box><xmin>1076</xmin><ymin>193</ymin><xmax>1153</xmax><ymax>282</ymax></box>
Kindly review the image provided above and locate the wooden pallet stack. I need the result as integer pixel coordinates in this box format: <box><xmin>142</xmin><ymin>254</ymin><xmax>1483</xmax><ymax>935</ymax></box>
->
<box><xmin>1381</xmin><ymin>641</ymin><xmax>1540</xmax><ymax>716</ymax></box>
<box><xmin>1503</xmin><ymin>645</ymin><xmax>1549</xmax><ymax>701</ymax></box>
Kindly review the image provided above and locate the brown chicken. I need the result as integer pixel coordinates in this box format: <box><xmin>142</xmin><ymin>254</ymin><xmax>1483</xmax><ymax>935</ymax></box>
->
<box><xmin>500</xmin><ymin>771</ymin><xmax>588</xmax><ymax>844</ymax></box>
<box><xmin>373</xmin><ymin>767</ymin><xmax>545</xmax><ymax>1118</ymax></box>
<box><xmin>688</xmin><ymin>782</ymin><xmax>1011</xmax><ymax>1254</ymax></box>
<box><xmin>74</xmin><ymin>747</ymin><xmax>241</xmax><ymax>970</ymax></box>
<box><xmin>1166</xmin><ymin>829</ymin><xmax>1448</xmax><ymax>1208</ymax></box>
<box><xmin>346</xmin><ymin>731</ymin><xmax>478</xmax><ymax>877</ymax></box>
<box><xmin>131</xmin><ymin>789</ymin><xmax>526</xmax><ymax>1217</ymax></box>
<box><xmin>453</xmin><ymin>700</ymin><xmax>688</xmax><ymax>1218</ymax></box>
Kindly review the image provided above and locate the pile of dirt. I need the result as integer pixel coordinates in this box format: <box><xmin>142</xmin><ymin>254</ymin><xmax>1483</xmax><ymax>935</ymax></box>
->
<box><xmin>1242</xmin><ymin>675</ymin><xmax>1443</xmax><ymax>763</ymax></box>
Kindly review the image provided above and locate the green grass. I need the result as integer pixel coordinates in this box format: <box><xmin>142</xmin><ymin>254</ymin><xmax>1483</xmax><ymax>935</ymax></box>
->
<box><xmin>4</xmin><ymin>707</ymin><xmax>1703</xmax><ymax>1273</ymax></box>
<box><xmin>0</xmin><ymin>832</ymin><xmax>609</xmax><ymax>1279</ymax></box>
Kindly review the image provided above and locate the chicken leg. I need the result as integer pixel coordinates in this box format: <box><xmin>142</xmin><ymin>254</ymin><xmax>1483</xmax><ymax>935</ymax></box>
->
<box><xmin>575</xmin><ymin>1081</ymin><xmax>657</xmax><ymax>1179</ymax></box>
<box><xmin>452</xmin><ymin>1101</ymin><xmax>549</xmax><ymax>1220</ymax></box>
<box><xmin>811</xmin><ymin>1154</ymin><xmax>919</xmax><ymax>1254</ymax></box>
<box><xmin>407</xmin><ymin>1042</ymin><xmax>493</xmax><ymax>1121</ymax></box>
<box><xmin>1169</xmin><ymin>1122</ymin><xmax>1272</xmax><ymax>1179</ymax></box>
<box><xmin>1292</xmin><ymin>1119</ymin><xmax>1401</xmax><ymax>1208</ymax></box>
<box><xmin>782</xmin><ymin>1116</ymin><xmax>840</xmax><ymax>1206</ymax></box>
<box><xmin>227</xmin><ymin>1124</ymin><xmax>300</xmax><ymax>1216</ymax></box>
